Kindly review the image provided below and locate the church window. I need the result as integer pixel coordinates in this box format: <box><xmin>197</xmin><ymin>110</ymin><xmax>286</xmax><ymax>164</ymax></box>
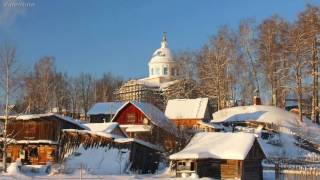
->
<box><xmin>163</xmin><ymin>67</ymin><xmax>168</xmax><ymax>75</ymax></box>
<box><xmin>151</xmin><ymin>68</ymin><xmax>154</xmax><ymax>75</ymax></box>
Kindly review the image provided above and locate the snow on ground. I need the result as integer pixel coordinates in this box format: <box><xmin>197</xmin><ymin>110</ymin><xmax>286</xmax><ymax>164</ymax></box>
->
<box><xmin>212</xmin><ymin>105</ymin><xmax>320</xmax><ymax>159</ymax></box>
<box><xmin>62</xmin><ymin>145</ymin><xmax>130</xmax><ymax>175</ymax></box>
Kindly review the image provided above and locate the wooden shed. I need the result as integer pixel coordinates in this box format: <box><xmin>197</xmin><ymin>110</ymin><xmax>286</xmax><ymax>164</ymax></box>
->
<box><xmin>1</xmin><ymin>113</ymin><xmax>87</xmax><ymax>165</ymax></box>
<box><xmin>60</xmin><ymin>126</ymin><xmax>163</xmax><ymax>174</ymax></box>
<box><xmin>169</xmin><ymin>132</ymin><xmax>265</xmax><ymax>180</ymax></box>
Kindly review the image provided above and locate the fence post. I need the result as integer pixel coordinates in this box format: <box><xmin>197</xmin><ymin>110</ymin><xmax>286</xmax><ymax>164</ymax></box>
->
<box><xmin>80</xmin><ymin>163</ymin><xmax>82</xmax><ymax>180</ymax></box>
<box><xmin>275</xmin><ymin>162</ymin><xmax>280</xmax><ymax>180</ymax></box>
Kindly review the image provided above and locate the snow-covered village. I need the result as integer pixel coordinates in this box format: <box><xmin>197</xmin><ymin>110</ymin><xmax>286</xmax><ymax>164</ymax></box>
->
<box><xmin>1</xmin><ymin>1</ymin><xmax>320</xmax><ymax>180</ymax></box>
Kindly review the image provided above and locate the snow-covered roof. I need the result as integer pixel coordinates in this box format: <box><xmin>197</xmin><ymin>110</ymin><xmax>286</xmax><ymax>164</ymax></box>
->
<box><xmin>165</xmin><ymin>98</ymin><xmax>209</xmax><ymax>119</ymax></box>
<box><xmin>115</xmin><ymin>138</ymin><xmax>164</xmax><ymax>152</ymax></box>
<box><xmin>84</xmin><ymin>122</ymin><xmax>118</xmax><ymax>133</ymax></box>
<box><xmin>197</xmin><ymin>121</ymin><xmax>224</xmax><ymax>129</ymax></box>
<box><xmin>112</xmin><ymin>101</ymin><xmax>178</xmax><ymax>136</ymax></box>
<box><xmin>170</xmin><ymin>132</ymin><xmax>256</xmax><ymax>160</ymax></box>
<box><xmin>210</xmin><ymin>105</ymin><xmax>302</xmax><ymax>130</ymax></box>
<box><xmin>87</xmin><ymin>102</ymin><xmax>125</xmax><ymax>115</ymax></box>
<box><xmin>12</xmin><ymin>113</ymin><xmax>88</xmax><ymax>130</ymax></box>
<box><xmin>84</xmin><ymin>122</ymin><xmax>128</xmax><ymax>137</ymax></box>
<box><xmin>120</xmin><ymin>125</ymin><xmax>152</xmax><ymax>132</ymax></box>
<box><xmin>63</xmin><ymin>129</ymin><xmax>122</xmax><ymax>139</ymax></box>
<box><xmin>62</xmin><ymin>129</ymin><xmax>163</xmax><ymax>152</ymax></box>
<box><xmin>15</xmin><ymin>140</ymin><xmax>59</xmax><ymax>145</ymax></box>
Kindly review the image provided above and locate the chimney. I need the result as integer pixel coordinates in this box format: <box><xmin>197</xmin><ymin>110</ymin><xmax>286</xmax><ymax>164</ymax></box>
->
<box><xmin>253</xmin><ymin>96</ymin><xmax>262</xmax><ymax>105</ymax></box>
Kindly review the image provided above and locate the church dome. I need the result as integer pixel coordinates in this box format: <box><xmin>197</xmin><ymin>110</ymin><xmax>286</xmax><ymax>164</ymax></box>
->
<box><xmin>148</xmin><ymin>32</ymin><xmax>178</xmax><ymax>79</ymax></box>
<box><xmin>149</xmin><ymin>33</ymin><xmax>174</xmax><ymax>64</ymax></box>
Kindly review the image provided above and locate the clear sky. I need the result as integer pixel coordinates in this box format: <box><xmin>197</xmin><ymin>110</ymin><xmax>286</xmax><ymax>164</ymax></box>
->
<box><xmin>0</xmin><ymin>0</ymin><xmax>319</xmax><ymax>79</ymax></box>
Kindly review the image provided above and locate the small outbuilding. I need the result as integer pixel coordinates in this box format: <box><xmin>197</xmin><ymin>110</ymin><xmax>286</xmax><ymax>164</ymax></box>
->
<box><xmin>60</xmin><ymin>123</ymin><xmax>163</xmax><ymax>174</ymax></box>
<box><xmin>169</xmin><ymin>132</ymin><xmax>265</xmax><ymax>180</ymax></box>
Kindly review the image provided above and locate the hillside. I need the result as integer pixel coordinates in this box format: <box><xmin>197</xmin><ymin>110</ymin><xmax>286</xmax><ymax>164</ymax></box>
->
<box><xmin>211</xmin><ymin>105</ymin><xmax>320</xmax><ymax>160</ymax></box>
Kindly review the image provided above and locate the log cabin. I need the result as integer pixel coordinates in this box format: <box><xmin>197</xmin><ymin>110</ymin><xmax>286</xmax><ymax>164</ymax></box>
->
<box><xmin>169</xmin><ymin>132</ymin><xmax>265</xmax><ymax>180</ymax></box>
<box><xmin>165</xmin><ymin>98</ymin><xmax>211</xmax><ymax>132</ymax></box>
<box><xmin>0</xmin><ymin>113</ymin><xmax>87</xmax><ymax>165</ymax></box>
<box><xmin>111</xmin><ymin>101</ymin><xmax>179</xmax><ymax>151</ymax></box>
<box><xmin>87</xmin><ymin>102</ymin><xmax>125</xmax><ymax>123</ymax></box>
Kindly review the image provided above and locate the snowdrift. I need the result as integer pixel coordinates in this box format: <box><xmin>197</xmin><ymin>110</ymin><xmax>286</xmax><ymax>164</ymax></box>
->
<box><xmin>62</xmin><ymin>145</ymin><xmax>130</xmax><ymax>175</ymax></box>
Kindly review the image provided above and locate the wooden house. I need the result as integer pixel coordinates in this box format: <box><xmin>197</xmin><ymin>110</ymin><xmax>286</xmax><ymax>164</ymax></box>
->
<box><xmin>165</xmin><ymin>98</ymin><xmax>210</xmax><ymax>131</ymax></box>
<box><xmin>0</xmin><ymin>113</ymin><xmax>87</xmax><ymax>165</ymax></box>
<box><xmin>60</xmin><ymin>123</ymin><xmax>163</xmax><ymax>174</ymax></box>
<box><xmin>169</xmin><ymin>132</ymin><xmax>265</xmax><ymax>180</ymax></box>
<box><xmin>87</xmin><ymin>102</ymin><xmax>125</xmax><ymax>123</ymax></box>
<box><xmin>111</xmin><ymin>101</ymin><xmax>179</xmax><ymax>151</ymax></box>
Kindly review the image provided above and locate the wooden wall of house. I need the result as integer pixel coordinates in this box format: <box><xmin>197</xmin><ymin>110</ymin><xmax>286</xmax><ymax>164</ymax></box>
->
<box><xmin>195</xmin><ymin>159</ymin><xmax>242</xmax><ymax>179</ymax></box>
<box><xmin>89</xmin><ymin>114</ymin><xmax>115</xmax><ymax>123</ymax></box>
<box><xmin>125</xmin><ymin>126</ymin><xmax>176</xmax><ymax>152</ymax></box>
<box><xmin>171</xmin><ymin>119</ymin><xmax>201</xmax><ymax>129</ymax></box>
<box><xmin>114</xmin><ymin>104</ymin><xmax>147</xmax><ymax>125</ymax></box>
<box><xmin>7</xmin><ymin>116</ymin><xmax>84</xmax><ymax>142</ymax></box>
<box><xmin>129</xmin><ymin>142</ymin><xmax>161</xmax><ymax>174</ymax></box>
<box><xmin>241</xmin><ymin>140</ymin><xmax>265</xmax><ymax>180</ymax></box>
<box><xmin>6</xmin><ymin>144</ymin><xmax>57</xmax><ymax>165</ymax></box>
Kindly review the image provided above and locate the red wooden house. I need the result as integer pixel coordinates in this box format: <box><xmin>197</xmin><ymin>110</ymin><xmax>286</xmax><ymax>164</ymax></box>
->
<box><xmin>111</xmin><ymin>101</ymin><xmax>178</xmax><ymax>151</ymax></box>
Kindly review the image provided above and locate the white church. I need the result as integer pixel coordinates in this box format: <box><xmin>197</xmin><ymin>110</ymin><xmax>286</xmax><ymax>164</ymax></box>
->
<box><xmin>114</xmin><ymin>33</ymin><xmax>180</xmax><ymax>110</ymax></box>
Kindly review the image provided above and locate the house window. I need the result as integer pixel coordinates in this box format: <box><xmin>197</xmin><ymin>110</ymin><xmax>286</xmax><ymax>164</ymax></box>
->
<box><xmin>126</xmin><ymin>113</ymin><xmax>136</xmax><ymax>123</ymax></box>
<box><xmin>163</xmin><ymin>67</ymin><xmax>168</xmax><ymax>75</ymax></box>
<box><xmin>190</xmin><ymin>162</ymin><xmax>195</xmax><ymax>171</ymax></box>
<box><xmin>143</xmin><ymin>118</ymin><xmax>148</xmax><ymax>125</ymax></box>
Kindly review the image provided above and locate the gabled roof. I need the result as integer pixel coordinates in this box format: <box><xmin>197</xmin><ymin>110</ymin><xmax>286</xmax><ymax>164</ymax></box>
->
<box><xmin>165</xmin><ymin>98</ymin><xmax>209</xmax><ymax>119</ymax></box>
<box><xmin>2</xmin><ymin>113</ymin><xmax>88</xmax><ymax>130</ymax></box>
<box><xmin>87</xmin><ymin>102</ymin><xmax>125</xmax><ymax>115</ymax></box>
<box><xmin>84</xmin><ymin>122</ymin><xmax>128</xmax><ymax>137</ymax></box>
<box><xmin>111</xmin><ymin>101</ymin><xmax>178</xmax><ymax>136</ymax></box>
<box><xmin>169</xmin><ymin>132</ymin><xmax>256</xmax><ymax>160</ymax></box>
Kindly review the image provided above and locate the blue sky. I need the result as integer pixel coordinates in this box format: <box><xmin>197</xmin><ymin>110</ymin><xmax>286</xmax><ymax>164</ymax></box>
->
<box><xmin>0</xmin><ymin>0</ymin><xmax>319</xmax><ymax>79</ymax></box>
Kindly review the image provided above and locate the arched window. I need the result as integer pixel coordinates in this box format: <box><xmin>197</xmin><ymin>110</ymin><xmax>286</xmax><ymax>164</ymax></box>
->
<box><xmin>163</xmin><ymin>67</ymin><xmax>168</xmax><ymax>75</ymax></box>
<box><xmin>151</xmin><ymin>68</ymin><xmax>154</xmax><ymax>75</ymax></box>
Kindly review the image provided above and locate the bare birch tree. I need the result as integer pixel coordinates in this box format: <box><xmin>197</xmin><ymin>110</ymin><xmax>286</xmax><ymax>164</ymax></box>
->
<box><xmin>0</xmin><ymin>44</ymin><xmax>21</xmax><ymax>172</ymax></box>
<box><xmin>297</xmin><ymin>5</ymin><xmax>320</xmax><ymax>123</ymax></box>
